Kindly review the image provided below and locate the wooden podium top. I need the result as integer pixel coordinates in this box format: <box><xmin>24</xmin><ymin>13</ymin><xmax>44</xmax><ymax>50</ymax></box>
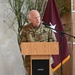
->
<box><xmin>21</xmin><ymin>42</ymin><xmax>59</xmax><ymax>55</ymax></box>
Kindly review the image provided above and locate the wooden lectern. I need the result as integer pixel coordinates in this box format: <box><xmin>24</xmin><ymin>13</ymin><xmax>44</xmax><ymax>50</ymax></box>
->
<box><xmin>21</xmin><ymin>42</ymin><xmax>59</xmax><ymax>75</ymax></box>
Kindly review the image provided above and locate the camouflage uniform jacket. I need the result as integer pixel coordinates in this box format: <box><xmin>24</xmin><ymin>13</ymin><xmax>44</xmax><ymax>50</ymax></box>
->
<box><xmin>21</xmin><ymin>23</ymin><xmax>56</xmax><ymax>42</ymax></box>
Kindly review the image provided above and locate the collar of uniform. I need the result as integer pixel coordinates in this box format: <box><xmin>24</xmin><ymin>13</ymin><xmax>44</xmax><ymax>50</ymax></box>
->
<box><xmin>30</xmin><ymin>23</ymin><xmax>41</xmax><ymax>31</ymax></box>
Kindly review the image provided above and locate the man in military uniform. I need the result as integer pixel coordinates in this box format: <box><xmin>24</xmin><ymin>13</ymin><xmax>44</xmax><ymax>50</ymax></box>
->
<box><xmin>21</xmin><ymin>10</ymin><xmax>56</xmax><ymax>75</ymax></box>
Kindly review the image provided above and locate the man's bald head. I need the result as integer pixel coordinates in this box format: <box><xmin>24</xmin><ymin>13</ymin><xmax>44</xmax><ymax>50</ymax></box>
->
<box><xmin>28</xmin><ymin>10</ymin><xmax>40</xmax><ymax>19</ymax></box>
<box><xmin>28</xmin><ymin>10</ymin><xmax>41</xmax><ymax>27</ymax></box>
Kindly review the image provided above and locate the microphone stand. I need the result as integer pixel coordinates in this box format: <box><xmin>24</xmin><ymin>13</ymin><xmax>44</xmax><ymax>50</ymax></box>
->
<box><xmin>45</xmin><ymin>25</ymin><xmax>75</xmax><ymax>75</ymax></box>
<box><xmin>45</xmin><ymin>25</ymin><xmax>75</xmax><ymax>39</ymax></box>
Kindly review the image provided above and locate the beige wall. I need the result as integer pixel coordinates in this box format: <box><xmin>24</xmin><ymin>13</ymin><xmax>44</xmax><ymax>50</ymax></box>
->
<box><xmin>71</xmin><ymin>0</ymin><xmax>75</xmax><ymax>75</ymax></box>
<box><xmin>72</xmin><ymin>12</ymin><xmax>75</xmax><ymax>75</ymax></box>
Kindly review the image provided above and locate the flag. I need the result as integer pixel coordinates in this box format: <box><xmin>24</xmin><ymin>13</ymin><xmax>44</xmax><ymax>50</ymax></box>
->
<box><xmin>42</xmin><ymin>0</ymin><xmax>70</xmax><ymax>71</ymax></box>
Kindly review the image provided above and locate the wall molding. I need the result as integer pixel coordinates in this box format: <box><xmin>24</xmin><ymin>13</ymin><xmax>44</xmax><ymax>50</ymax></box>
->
<box><xmin>73</xmin><ymin>42</ymin><xmax>75</xmax><ymax>44</ymax></box>
<box><xmin>72</xmin><ymin>10</ymin><xmax>75</xmax><ymax>12</ymax></box>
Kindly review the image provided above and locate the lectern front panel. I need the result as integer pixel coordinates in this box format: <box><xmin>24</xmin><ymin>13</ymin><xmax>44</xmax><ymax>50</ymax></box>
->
<box><xmin>32</xmin><ymin>60</ymin><xmax>49</xmax><ymax>75</ymax></box>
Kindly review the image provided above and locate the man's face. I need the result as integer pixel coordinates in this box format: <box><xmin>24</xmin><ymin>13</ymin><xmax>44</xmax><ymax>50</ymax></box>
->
<box><xmin>28</xmin><ymin>11</ymin><xmax>41</xmax><ymax>27</ymax></box>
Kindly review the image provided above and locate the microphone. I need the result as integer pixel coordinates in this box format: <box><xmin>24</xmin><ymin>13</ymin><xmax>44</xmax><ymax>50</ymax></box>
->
<box><xmin>42</xmin><ymin>21</ymin><xmax>57</xmax><ymax>33</ymax></box>
<box><xmin>42</xmin><ymin>21</ymin><xmax>50</xmax><ymax>27</ymax></box>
